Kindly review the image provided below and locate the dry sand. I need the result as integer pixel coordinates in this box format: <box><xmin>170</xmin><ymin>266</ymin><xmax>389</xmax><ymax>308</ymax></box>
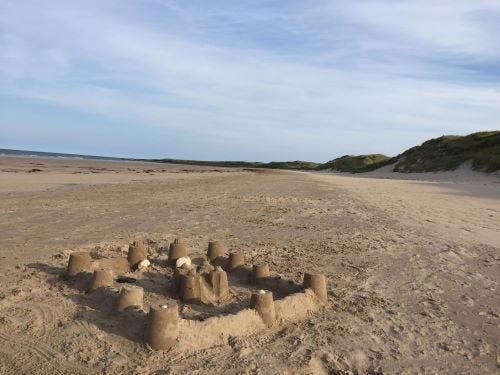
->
<box><xmin>0</xmin><ymin>156</ymin><xmax>498</xmax><ymax>374</ymax></box>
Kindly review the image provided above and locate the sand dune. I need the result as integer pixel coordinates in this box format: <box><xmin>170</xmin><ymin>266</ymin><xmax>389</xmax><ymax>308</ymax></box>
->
<box><xmin>0</xmin><ymin>156</ymin><xmax>498</xmax><ymax>374</ymax></box>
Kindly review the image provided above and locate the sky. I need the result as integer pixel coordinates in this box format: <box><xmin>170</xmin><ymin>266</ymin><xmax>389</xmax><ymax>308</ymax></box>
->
<box><xmin>1</xmin><ymin>0</ymin><xmax>499</xmax><ymax>162</ymax></box>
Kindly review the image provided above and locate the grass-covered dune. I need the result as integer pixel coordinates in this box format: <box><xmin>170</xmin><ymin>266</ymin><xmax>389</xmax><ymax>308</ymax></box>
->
<box><xmin>319</xmin><ymin>154</ymin><xmax>391</xmax><ymax>173</ymax></box>
<box><xmin>320</xmin><ymin>131</ymin><xmax>500</xmax><ymax>173</ymax></box>
<box><xmin>392</xmin><ymin>131</ymin><xmax>500</xmax><ymax>173</ymax></box>
<box><xmin>152</xmin><ymin>131</ymin><xmax>499</xmax><ymax>173</ymax></box>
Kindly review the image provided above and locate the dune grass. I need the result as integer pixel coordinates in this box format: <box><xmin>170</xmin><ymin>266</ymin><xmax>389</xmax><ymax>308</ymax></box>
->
<box><xmin>263</xmin><ymin>161</ymin><xmax>320</xmax><ymax>170</ymax></box>
<box><xmin>318</xmin><ymin>154</ymin><xmax>392</xmax><ymax>173</ymax></box>
<box><xmin>393</xmin><ymin>131</ymin><xmax>500</xmax><ymax>173</ymax></box>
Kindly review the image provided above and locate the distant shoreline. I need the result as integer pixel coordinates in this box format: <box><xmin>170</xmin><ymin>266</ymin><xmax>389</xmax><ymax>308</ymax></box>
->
<box><xmin>0</xmin><ymin>148</ymin><xmax>138</xmax><ymax>163</ymax></box>
<box><xmin>0</xmin><ymin>148</ymin><xmax>295</xmax><ymax>169</ymax></box>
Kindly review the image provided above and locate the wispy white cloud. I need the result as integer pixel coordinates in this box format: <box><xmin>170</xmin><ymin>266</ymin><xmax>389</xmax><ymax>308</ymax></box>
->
<box><xmin>341</xmin><ymin>0</ymin><xmax>500</xmax><ymax>57</ymax></box>
<box><xmin>0</xmin><ymin>0</ymin><xmax>499</xmax><ymax>160</ymax></box>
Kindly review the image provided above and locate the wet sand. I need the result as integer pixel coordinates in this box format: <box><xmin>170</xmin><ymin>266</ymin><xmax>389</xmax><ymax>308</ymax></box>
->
<box><xmin>0</xmin><ymin>156</ymin><xmax>498</xmax><ymax>374</ymax></box>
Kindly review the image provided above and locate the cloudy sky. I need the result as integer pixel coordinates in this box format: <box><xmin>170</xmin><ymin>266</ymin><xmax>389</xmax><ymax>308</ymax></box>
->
<box><xmin>1</xmin><ymin>0</ymin><xmax>499</xmax><ymax>161</ymax></box>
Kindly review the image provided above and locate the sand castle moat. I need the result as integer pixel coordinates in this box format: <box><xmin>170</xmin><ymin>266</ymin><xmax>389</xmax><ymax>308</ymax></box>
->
<box><xmin>63</xmin><ymin>239</ymin><xmax>329</xmax><ymax>351</ymax></box>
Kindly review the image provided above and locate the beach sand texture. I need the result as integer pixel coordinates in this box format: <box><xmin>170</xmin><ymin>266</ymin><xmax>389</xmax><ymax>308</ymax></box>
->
<box><xmin>0</xmin><ymin>156</ymin><xmax>499</xmax><ymax>374</ymax></box>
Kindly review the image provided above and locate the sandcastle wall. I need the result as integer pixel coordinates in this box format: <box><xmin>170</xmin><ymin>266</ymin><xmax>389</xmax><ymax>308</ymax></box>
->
<box><xmin>177</xmin><ymin>289</ymin><xmax>319</xmax><ymax>351</ymax></box>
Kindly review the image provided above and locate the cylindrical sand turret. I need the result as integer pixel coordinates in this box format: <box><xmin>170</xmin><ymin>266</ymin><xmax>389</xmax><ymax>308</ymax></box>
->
<box><xmin>207</xmin><ymin>241</ymin><xmax>226</xmax><ymax>262</ymax></box>
<box><xmin>66</xmin><ymin>252</ymin><xmax>92</xmax><ymax>277</ymax></box>
<box><xmin>117</xmin><ymin>285</ymin><xmax>144</xmax><ymax>312</ymax></box>
<box><xmin>170</xmin><ymin>264</ymin><xmax>192</xmax><ymax>295</ymax></box>
<box><xmin>127</xmin><ymin>240</ymin><xmax>148</xmax><ymax>269</ymax></box>
<box><xmin>228</xmin><ymin>252</ymin><xmax>245</xmax><ymax>271</ymax></box>
<box><xmin>250</xmin><ymin>290</ymin><xmax>275</xmax><ymax>327</ymax></box>
<box><xmin>250</xmin><ymin>263</ymin><xmax>270</xmax><ymax>285</ymax></box>
<box><xmin>209</xmin><ymin>266</ymin><xmax>229</xmax><ymax>300</ymax></box>
<box><xmin>180</xmin><ymin>272</ymin><xmax>201</xmax><ymax>303</ymax></box>
<box><xmin>146</xmin><ymin>303</ymin><xmax>179</xmax><ymax>351</ymax></box>
<box><xmin>303</xmin><ymin>273</ymin><xmax>328</xmax><ymax>303</ymax></box>
<box><xmin>169</xmin><ymin>239</ymin><xmax>188</xmax><ymax>265</ymax></box>
<box><xmin>170</xmin><ymin>268</ymin><xmax>183</xmax><ymax>295</ymax></box>
<box><xmin>88</xmin><ymin>269</ymin><xmax>113</xmax><ymax>292</ymax></box>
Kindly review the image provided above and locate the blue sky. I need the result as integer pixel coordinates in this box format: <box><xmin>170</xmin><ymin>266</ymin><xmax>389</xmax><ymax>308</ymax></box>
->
<box><xmin>1</xmin><ymin>0</ymin><xmax>499</xmax><ymax>161</ymax></box>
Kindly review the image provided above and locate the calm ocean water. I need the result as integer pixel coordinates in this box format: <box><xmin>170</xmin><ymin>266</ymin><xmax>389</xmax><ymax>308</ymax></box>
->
<box><xmin>0</xmin><ymin>148</ymin><xmax>135</xmax><ymax>162</ymax></box>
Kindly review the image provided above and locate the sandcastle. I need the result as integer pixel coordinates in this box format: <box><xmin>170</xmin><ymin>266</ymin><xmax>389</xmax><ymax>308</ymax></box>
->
<box><xmin>127</xmin><ymin>240</ymin><xmax>148</xmax><ymax>269</ymax></box>
<box><xmin>64</xmin><ymin>238</ymin><xmax>329</xmax><ymax>351</ymax></box>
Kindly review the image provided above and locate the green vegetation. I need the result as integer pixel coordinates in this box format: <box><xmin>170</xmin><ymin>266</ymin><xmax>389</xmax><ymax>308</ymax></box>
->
<box><xmin>318</xmin><ymin>131</ymin><xmax>500</xmax><ymax>173</ymax></box>
<box><xmin>318</xmin><ymin>154</ymin><xmax>392</xmax><ymax>173</ymax></box>
<box><xmin>149</xmin><ymin>158</ymin><xmax>265</xmax><ymax>168</ymax></box>
<box><xmin>393</xmin><ymin>131</ymin><xmax>500</xmax><ymax>173</ymax></box>
<box><xmin>151</xmin><ymin>131</ymin><xmax>500</xmax><ymax>173</ymax></box>
<box><xmin>150</xmin><ymin>158</ymin><xmax>320</xmax><ymax>170</ymax></box>
<box><xmin>264</xmin><ymin>161</ymin><xmax>320</xmax><ymax>170</ymax></box>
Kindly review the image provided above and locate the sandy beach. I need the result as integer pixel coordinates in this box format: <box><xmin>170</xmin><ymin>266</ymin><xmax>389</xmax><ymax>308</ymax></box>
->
<box><xmin>0</xmin><ymin>156</ymin><xmax>498</xmax><ymax>374</ymax></box>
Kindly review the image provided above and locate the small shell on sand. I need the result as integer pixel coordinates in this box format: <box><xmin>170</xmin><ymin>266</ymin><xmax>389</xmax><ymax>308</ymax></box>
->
<box><xmin>176</xmin><ymin>256</ymin><xmax>191</xmax><ymax>268</ymax></box>
<box><xmin>137</xmin><ymin>259</ymin><xmax>150</xmax><ymax>270</ymax></box>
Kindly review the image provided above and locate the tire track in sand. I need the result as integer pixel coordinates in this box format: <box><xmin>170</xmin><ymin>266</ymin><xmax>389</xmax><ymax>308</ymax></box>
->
<box><xmin>0</xmin><ymin>331</ymin><xmax>91</xmax><ymax>374</ymax></box>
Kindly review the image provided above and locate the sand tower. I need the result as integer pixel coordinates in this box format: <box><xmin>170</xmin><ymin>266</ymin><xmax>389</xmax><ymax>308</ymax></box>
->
<box><xmin>250</xmin><ymin>263</ymin><xmax>270</xmax><ymax>285</ymax></box>
<box><xmin>146</xmin><ymin>302</ymin><xmax>179</xmax><ymax>350</ymax></box>
<box><xmin>127</xmin><ymin>240</ymin><xmax>148</xmax><ymax>269</ymax></box>
<box><xmin>303</xmin><ymin>273</ymin><xmax>328</xmax><ymax>304</ymax></box>
<box><xmin>117</xmin><ymin>285</ymin><xmax>144</xmax><ymax>312</ymax></box>
<box><xmin>88</xmin><ymin>269</ymin><xmax>113</xmax><ymax>292</ymax></box>
<box><xmin>179</xmin><ymin>271</ymin><xmax>202</xmax><ymax>303</ymax></box>
<box><xmin>228</xmin><ymin>252</ymin><xmax>245</xmax><ymax>271</ymax></box>
<box><xmin>169</xmin><ymin>239</ymin><xmax>188</xmax><ymax>265</ymax></box>
<box><xmin>209</xmin><ymin>266</ymin><xmax>229</xmax><ymax>300</ymax></box>
<box><xmin>250</xmin><ymin>290</ymin><xmax>275</xmax><ymax>327</ymax></box>
<box><xmin>66</xmin><ymin>252</ymin><xmax>92</xmax><ymax>277</ymax></box>
<box><xmin>207</xmin><ymin>241</ymin><xmax>226</xmax><ymax>262</ymax></box>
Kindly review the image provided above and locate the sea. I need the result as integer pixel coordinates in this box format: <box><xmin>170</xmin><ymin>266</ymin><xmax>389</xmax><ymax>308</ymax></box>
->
<box><xmin>0</xmin><ymin>148</ymin><xmax>137</xmax><ymax>162</ymax></box>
